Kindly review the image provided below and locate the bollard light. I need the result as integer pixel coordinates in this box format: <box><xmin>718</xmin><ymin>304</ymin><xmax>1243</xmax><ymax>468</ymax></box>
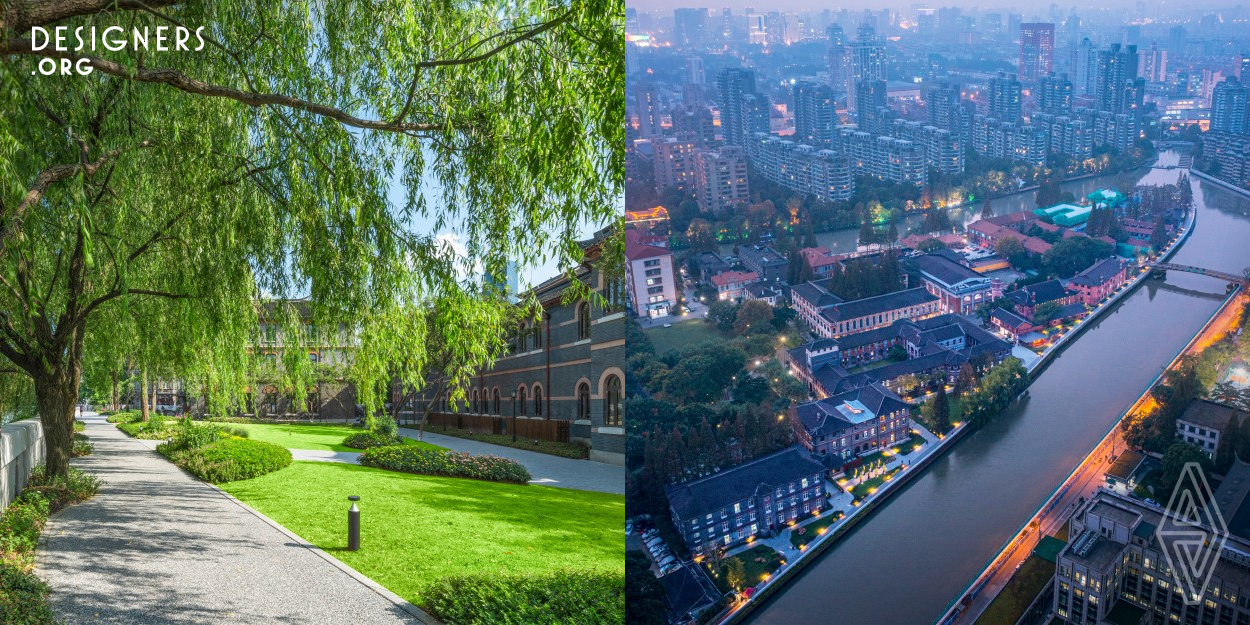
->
<box><xmin>347</xmin><ymin>495</ymin><xmax>361</xmax><ymax>551</ymax></box>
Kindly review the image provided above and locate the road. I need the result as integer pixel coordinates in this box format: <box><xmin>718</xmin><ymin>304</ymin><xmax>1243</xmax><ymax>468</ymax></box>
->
<box><xmin>951</xmin><ymin>289</ymin><xmax>1248</xmax><ymax>625</ymax></box>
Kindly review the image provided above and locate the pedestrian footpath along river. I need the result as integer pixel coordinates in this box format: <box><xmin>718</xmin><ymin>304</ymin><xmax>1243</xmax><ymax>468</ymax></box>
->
<box><xmin>742</xmin><ymin>157</ymin><xmax>1250</xmax><ymax>625</ymax></box>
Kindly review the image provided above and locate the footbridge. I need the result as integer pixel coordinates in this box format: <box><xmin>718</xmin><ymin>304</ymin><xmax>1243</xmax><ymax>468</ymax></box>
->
<box><xmin>1143</xmin><ymin>261</ymin><xmax>1250</xmax><ymax>286</ymax></box>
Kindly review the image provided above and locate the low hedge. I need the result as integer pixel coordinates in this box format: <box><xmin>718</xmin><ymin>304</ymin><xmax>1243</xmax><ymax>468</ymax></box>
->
<box><xmin>342</xmin><ymin>431</ymin><xmax>403</xmax><ymax>449</ymax></box>
<box><xmin>72</xmin><ymin>420</ymin><xmax>85</xmax><ymax>433</ymax></box>
<box><xmin>105</xmin><ymin>410</ymin><xmax>142</xmax><ymax>424</ymax></box>
<box><xmin>422</xmin><ymin>569</ymin><xmax>623</xmax><ymax>625</ymax></box>
<box><xmin>116</xmin><ymin>416</ymin><xmax>178</xmax><ymax>440</ymax></box>
<box><xmin>158</xmin><ymin>438</ymin><xmax>292</xmax><ymax>484</ymax></box>
<box><xmin>359</xmin><ymin>446</ymin><xmax>531</xmax><ymax>484</ymax></box>
<box><xmin>0</xmin><ymin>467</ymin><xmax>101</xmax><ymax>625</ymax></box>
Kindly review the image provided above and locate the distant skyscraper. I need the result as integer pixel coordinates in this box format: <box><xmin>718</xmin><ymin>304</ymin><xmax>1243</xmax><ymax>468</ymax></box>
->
<box><xmin>1139</xmin><ymin>44</ymin><xmax>1167</xmax><ymax>83</ymax></box>
<box><xmin>1168</xmin><ymin>25</ymin><xmax>1187</xmax><ymax>55</ymax></box>
<box><xmin>634</xmin><ymin>82</ymin><xmax>662</xmax><ymax>139</ymax></box>
<box><xmin>483</xmin><ymin>260</ymin><xmax>519</xmax><ymax>302</ymax></box>
<box><xmin>1095</xmin><ymin>43</ymin><xmax>1139</xmax><ymax>114</ymax></box>
<box><xmin>693</xmin><ymin>147</ymin><xmax>750</xmax><ymax>213</ymax></box>
<box><xmin>1073</xmin><ymin>38</ymin><xmax>1097</xmax><ymax>96</ymax></box>
<box><xmin>1238</xmin><ymin>53</ymin><xmax>1250</xmax><ymax>81</ymax></box>
<box><xmin>673</xmin><ymin>8</ymin><xmax>709</xmax><ymax>48</ymax></box>
<box><xmin>988</xmin><ymin>72</ymin><xmax>1022</xmax><ymax>122</ymax></box>
<box><xmin>792</xmin><ymin>81</ymin><xmax>837</xmax><ymax>149</ymax></box>
<box><xmin>848</xmin><ymin>25</ymin><xmax>886</xmax><ymax>115</ymax></box>
<box><xmin>826</xmin><ymin>25</ymin><xmax>850</xmax><ymax>91</ymax></box>
<box><xmin>1210</xmin><ymin>77</ymin><xmax>1248</xmax><ymax>134</ymax></box>
<box><xmin>685</xmin><ymin>57</ymin><xmax>705</xmax><ymax>85</ymax></box>
<box><xmin>926</xmin><ymin>82</ymin><xmax>962</xmax><ymax>131</ymax></box>
<box><xmin>1019</xmin><ymin>23</ymin><xmax>1055</xmax><ymax>84</ymax></box>
<box><xmin>652</xmin><ymin>135</ymin><xmax>700</xmax><ymax>194</ymax></box>
<box><xmin>1038</xmin><ymin>73</ymin><xmax>1073</xmax><ymax>115</ymax></box>
<box><xmin>716</xmin><ymin>68</ymin><xmax>761</xmax><ymax>146</ymax></box>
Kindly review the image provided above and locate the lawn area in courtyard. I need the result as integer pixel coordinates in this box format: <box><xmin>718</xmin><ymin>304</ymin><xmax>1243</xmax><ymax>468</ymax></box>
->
<box><xmin>644</xmin><ymin>320</ymin><xmax>726</xmax><ymax>353</ymax></box>
<box><xmin>728</xmin><ymin>544</ymin><xmax>784</xmax><ymax>587</ymax></box>
<box><xmin>789</xmin><ymin>511</ymin><xmax>844</xmax><ymax>549</ymax></box>
<box><xmin>225</xmin><ymin>423</ymin><xmax>444</xmax><ymax>453</ymax></box>
<box><xmin>220</xmin><ymin>461</ymin><xmax>624</xmax><ymax>607</ymax></box>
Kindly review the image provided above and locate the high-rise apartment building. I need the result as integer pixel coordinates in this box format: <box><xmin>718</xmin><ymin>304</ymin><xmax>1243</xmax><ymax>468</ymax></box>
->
<box><xmin>692</xmin><ymin>147</ymin><xmax>750</xmax><ymax>214</ymax></box>
<box><xmin>1019</xmin><ymin>23</ymin><xmax>1055</xmax><ymax>83</ymax></box>
<box><xmin>673</xmin><ymin>8</ymin><xmax>709</xmax><ymax>48</ymax></box>
<box><xmin>793</xmin><ymin>81</ymin><xmax>837</xmax><ymax>149</ymax></box>
<box><xmin>1212</xmin><ymin>77</ymin><xmax>1250</xmax><ymax>135</ymax></box>
<box><xmin>988</xmin><ymin>72</ymin><xmax>1022</xmax><ymax>122</ymax></box>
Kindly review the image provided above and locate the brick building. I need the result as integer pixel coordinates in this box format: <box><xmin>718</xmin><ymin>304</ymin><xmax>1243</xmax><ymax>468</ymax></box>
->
<box><xmin>913</xmin><ymin>253</ymin><xmax>1000</xmax><ymax>315</ymax></box>
<box><xmin>792</xmin><ymin>383</ymin><xmax>911</xmax><ymax>468</ymax></box>
<box><xmin>1068</xmin><ymin>257</ymin><xmax>1127</xmax><ymax>306</ymax></box>
<box><xmin>413</xmin><ymin>236</ymin><xmax>627</xmax><ymax>465</ymax></box>
<box><xmin>666</xmin><ymin>447</ymin><xmax>827</xmax><ymax>555</ymax></box>
<box><xmin>791</xmin><ymin>283</ymin><xmax>941</xmax><ymax>339</ymax></box>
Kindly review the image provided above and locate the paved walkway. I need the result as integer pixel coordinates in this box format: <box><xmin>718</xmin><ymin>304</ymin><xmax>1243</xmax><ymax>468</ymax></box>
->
<box><xmin>38</xmin><ymin>412</ymin><xmax>426</xmax><ymax>625</ymax></box>
<box><xmin>398</xmin><ymin>427</ymin><xmax>624</xmax><ymax>494</ymax></box>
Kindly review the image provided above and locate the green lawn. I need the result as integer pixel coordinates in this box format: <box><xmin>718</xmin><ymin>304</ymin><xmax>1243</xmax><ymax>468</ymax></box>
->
<box><xmin>730</xmin><ymin>544</ymin><xmax>784</xmax><ymax>587</ymax></box>
<box><xmin>221</xmin><ymin>461</ymin><xmax>624</xmax><ymax>607</ymax></box>
<box><xmin>974</xmin><ymin>556</ymin><xmax>1054</xmax><ymax>625</ymax></box>
<box><xmin>851</xmin><ymin>466</ymin><xmax>904</xmax><ymax>501</ymax></box>
<box><xmin>789</xmin><ymin>511</ymin><xmax>844</xmax><ymax>549</ymax></box>
<box><xmin>225</xmin><ymin>423</ymin><xmax>444</xmax><ymax>453</ymax></box>
<box><xmin>644</xmin><ymin>321</ymin><xmax>726</xmax><ymax>353</ymax></box>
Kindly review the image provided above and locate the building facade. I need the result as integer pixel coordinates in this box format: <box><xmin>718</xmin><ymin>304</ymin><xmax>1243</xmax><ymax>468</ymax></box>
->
<box><xmin>666</xmin><ymin>447</ymin><xmax>827</xmax><ymax>555</ymax></box>
<box><xmin>624</xmin><ymin>229</ymin><xmax>676</xmax><ymax>319</ymax></box>
<box><xmin>416</xmin><ymin>237</ymin><xmax>627</xmax><ymax>465</ymax></box>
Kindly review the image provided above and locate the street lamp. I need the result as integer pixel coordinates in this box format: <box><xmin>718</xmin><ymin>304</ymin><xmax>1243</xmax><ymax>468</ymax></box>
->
<box><xmin>510</xmin><ymin>392</ymin><xmax>518</xmax><ymax>443</ymax></box>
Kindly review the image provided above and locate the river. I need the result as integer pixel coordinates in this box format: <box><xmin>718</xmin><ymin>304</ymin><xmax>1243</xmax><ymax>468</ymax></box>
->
<box><xmin>741</xmin><ymin>154</ymin><xmax>1250</xmax><ymax>625</ymax></box>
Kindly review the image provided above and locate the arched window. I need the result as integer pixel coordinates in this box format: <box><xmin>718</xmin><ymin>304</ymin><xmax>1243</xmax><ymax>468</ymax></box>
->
<box><xmin>472</xmin><ymin>389</ymin><xmax>479</xmax><ymax>413</ymax></box>
<box><xmin>517</xmin><ymin>386</ymin><xmax>528</xmax><ymax>416</ymax></box>
<box><xmin>519</xmin><ymin>322</ymin><xmax>529</xmax><ymax>352</ymax></box>
<box><xmin>603</xmin><ymin>375</ymin><xmax>622</xmax><ymax>426</ymax></box>
<box><xmin>577</xmin><ymin>302</ymin><xmax>591</xmax><ymax>340</ymax></box>
<box><xmin>533</xmin><ymin>317</ymin><xmax>544</xmax><ymax>349</ymax></box>
<box><xmin>533</xmin><ymin>385</ymin><xmax>544</xmax><ymax>418</ymax></box>
<box><xmin>493</xmin><ymin>388</ymin><xmax>501</xmax><ymax>415</ymax></box>
<box><xmin>577</xmin><ymin>382</ymin><xmax>591</xmax><ymax>421</ymax></box>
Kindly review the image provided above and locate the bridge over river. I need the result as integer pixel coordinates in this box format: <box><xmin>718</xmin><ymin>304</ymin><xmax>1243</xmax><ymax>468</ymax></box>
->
<box><xmin>740</xmin><ymin>158</ymin><xmax>1250</xmax><ymax>625</ymax></box>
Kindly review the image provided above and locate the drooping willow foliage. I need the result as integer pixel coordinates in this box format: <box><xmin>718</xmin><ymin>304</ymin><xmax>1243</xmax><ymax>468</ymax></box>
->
<box><xmin>0</xmin><ymin>0</ymin><xmax>622</xmax><ymax>474</ymax></box>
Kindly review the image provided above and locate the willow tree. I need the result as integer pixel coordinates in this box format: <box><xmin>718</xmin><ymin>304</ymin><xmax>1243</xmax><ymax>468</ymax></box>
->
<box><xmin>0</xmin><ymin>0</ymin><xmax>622</xmax><ymax>477</ymax></box>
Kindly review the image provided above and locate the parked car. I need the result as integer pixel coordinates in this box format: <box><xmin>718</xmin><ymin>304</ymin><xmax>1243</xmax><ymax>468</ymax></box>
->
<box><xmin>657</xmin><ymin>556</ymin><xmax>676</xmax><ymax>568</ymax></box>
<box><xmin>625</xmin><ymin>520</ymin><xmax>634</xmax><ymax>534</ymax></box>
<box><xmin>660</xmin><ymin>562</ymin><xmax>682</xmax><ymax>576</ymax></box>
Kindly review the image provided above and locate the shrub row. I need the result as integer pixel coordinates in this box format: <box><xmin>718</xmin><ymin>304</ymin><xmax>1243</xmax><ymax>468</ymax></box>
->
<box><xmin>158</xmin><ymin>438</ymin><xmax>293</xmax><ymax>484</ymax></box>
<box><xmin>116</xmin><ymin>416</ymin><xmax>179</xmax><ymax>440</ymax></box>
<box><xmin>0</xmin><ymin>467</ymin><xmax>101</xmax><ymax>625</ymax></box>
<box><xmin>72</xmin><ymin>420</ymin><xmax>85</xmax><ymax>433</ymax></box>
<box><xmin>422</xmin><ymin>570</ymin><xmax>623</xmax><ymax>625</ymax></box>
<box><xmin>342</xmin><ymin>431</ymin><xmax>403</xmax><ymax>449</ymax></box>
<box><xmin>359</xmin><ymin>446</ymin><xmax>531</xmax><ymax>484</ymax></box>
<box><xmin>105</xmin><ymin>410</ymin><xmax>142</xmax><ymax>424</ymax></box>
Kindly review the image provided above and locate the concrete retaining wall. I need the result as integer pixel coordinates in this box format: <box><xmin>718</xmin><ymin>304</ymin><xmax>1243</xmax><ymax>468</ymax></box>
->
<box><xmin>0</xmin><ymin>418</ymin><xmax>44</xmax><ymax>509</ymax></box>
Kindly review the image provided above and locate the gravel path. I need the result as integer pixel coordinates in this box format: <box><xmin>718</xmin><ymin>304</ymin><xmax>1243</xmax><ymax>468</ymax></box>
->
<box><xmin>398</xmin><ymin>427</ymin><xmax>624</xmax><ymax>494</ymax></box>
<box><xmin>38</xmin><ymin>412</ymin><xmax>429</xmax><ymax>625</ymax></box>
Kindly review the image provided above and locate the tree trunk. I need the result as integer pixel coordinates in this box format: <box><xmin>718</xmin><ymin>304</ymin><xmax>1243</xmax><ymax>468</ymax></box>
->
<box><xmin>150</xmin><ymin>378</ymin><xmax>156</xmax><ymax>417</ymax></box>
<box><xmin>110</xmin><ymin>369</ymin><xmax>119</xmax><ymax>411</ymax></box>
<box><xmin>140</xmin><ymin>369</ymin><xmax>150</xmax><ymax>422</ymax></box>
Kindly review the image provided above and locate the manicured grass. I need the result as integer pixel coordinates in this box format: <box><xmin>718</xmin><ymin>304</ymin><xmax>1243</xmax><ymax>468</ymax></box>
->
<box><xmin>413</xmin><ymin>426</ymin><xmax>588</xmax><ymax>459</ymax></box>
<box><xmin>220</xmin><ymin>461</ymin><xmax>624</xmax><ymax>608</ymax></box>
<box><xmin>727</xmin><ymin>544</ymin><xmax>784</xmax><ymax>588</ymax></box>
<box><xmin>643</xmin><ymin>321</ymin><xmax>726</xmax><ymax>353</ymax></box>
<box><xmin>226</xmin><ymin>423</ymin><xmax>443</xmax><ymax>453</ymax></box>
<box><xmin>789</xmin><ymin>511</ymin><xmax>844</xmax><ymax>549</ymax></box>
<box><xmin>851</xmin><ymin>466</ymin><xmax>904</xmax><ymax>501</ymax></box>
<box><xmin>973</xmin><ymin>555</ymin><xmax>1054</xmax><ymax>625</ymax></box>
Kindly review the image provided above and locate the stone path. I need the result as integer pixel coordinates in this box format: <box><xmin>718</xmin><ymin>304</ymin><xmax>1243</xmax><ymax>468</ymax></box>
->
<box><xmin>38</xmin><ymin>412</ymin><xmax>429</xmax><ymax>625</ymax></box>
<box><xmin>398</xmin><ymin>427</ymin><xmax>624</xmax><ymax>495</ymax></box>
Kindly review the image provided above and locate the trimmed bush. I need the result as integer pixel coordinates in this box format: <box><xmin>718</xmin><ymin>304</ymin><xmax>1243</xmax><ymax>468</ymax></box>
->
<box><xmin>422</xmin><ymin>570</ymin><xmax>623</xmax><ymax>625</ymax></box>
<box><xmin>359</xmin><ymin>446</ymin><xmax>531</xmax><ymax>484</ymax></box>
<box><xmin>158</xmin><ymin>438</ymin><xmax>292</xmax><ymax>483</ymax></box>
<box><xmin>343</xmin><ymin>431</ymin><xmax>403</xmax><ymax>449</ymax></box>
<box><xmin>72</xmin><ymin>420</ymin><xmax>85</xmax><ymax>433</ymax></box>
<box><xmin>105</xmin><ymin>410</ymin><xmax>142</xmax><ymax>424</ymax></box>
<box><xmin>116</xmin><ymin>416</ymin><xmax>177</xmax><ymax>439</ymax></box>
